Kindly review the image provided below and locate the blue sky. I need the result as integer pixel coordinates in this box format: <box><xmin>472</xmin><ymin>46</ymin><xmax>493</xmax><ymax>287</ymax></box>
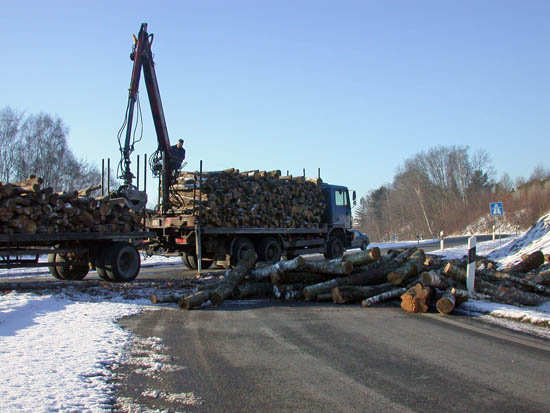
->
<box><xmin>2</xmin><ymin>0</ymin><xmax>549</xmax><ymax>204</ymax></box>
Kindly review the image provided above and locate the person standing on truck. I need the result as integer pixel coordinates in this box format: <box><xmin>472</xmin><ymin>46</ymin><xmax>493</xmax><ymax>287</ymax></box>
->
<box><xmin>170</xmin><ymin>138</ymin><xmax>186</xmax><ymax>172</ymax></box>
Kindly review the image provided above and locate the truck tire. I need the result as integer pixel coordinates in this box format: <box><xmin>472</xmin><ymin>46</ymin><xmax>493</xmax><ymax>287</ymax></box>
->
<box><xmin>55</xmin><ymin>252</ymin><xmax>89</xmax><ymax>280</ymax></box>
<box><xmin>48</xmin><ymin>253</ymin><xmax>63</xmax><ymax>280</ymax></box>
<box><xmin>324</xmin><ymin>236</ymin><xmax>344</xmax><ymax>259</ymax></box>
<box><xmin>94</xmin><ymin>247</ymin><xmax>112</xmax><ymax>281</ymax></box>
<box><xmin>181</xmin><ymin>253</ymin><xmax>213</xmax><ymax>270</ymax></box>
<box><xmin>104</xmin><ymin>242</ymin><xmax>141</xmax><ymax>283</ymax></box>
<box><xmin>230</xmin><ymin>237</ymin><xmax>254</xmax><ymax>267</ymax></box>
<box><xmin>257</xmin><ymin>237</ymin><xmax>281</xmax><ymax>263</ymax></box>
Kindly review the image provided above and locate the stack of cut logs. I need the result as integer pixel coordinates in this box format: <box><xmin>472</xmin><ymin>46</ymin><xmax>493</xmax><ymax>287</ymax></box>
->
<box><xmin>0</xmin><ymin>176</ymin><xmax>144</xmax><ymax>234</ymax></box>
<box><xmin>168</xmin><ymin>169</ymin><xmax>325</xmax><ymax>228</ymax></box>
<box><xmin>151</xmin><ymin>248</ymin><xmax>550</xmax><ymax>315</ymax></box>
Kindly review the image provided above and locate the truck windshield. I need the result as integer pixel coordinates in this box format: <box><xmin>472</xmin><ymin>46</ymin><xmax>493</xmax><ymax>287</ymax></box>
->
<box><xmin>335</xmin><ymin>190</ymin><xmax>348</xmax><ymax>206</ymax></box>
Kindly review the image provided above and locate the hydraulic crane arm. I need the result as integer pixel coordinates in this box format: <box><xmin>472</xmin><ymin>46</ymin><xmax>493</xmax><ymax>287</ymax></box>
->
<box><xmin>119</xmin><ymin>23</ymin><xmax>173</xmax><ymax>211</ymax></box>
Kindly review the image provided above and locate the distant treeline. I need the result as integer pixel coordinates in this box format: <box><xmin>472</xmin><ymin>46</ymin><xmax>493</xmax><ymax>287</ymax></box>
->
<box><xmin>0</xmin><ymin>106</ymin><xmax>103</xmax><ymax>191</ymax></box>
<box><xmin>355</xmin><ymin>145</ymin><xmax>550</xmax><ymax>241</ymax></box>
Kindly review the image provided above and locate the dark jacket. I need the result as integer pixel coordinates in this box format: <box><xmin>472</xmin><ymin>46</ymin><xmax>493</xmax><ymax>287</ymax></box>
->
<box><xmin>170</xmin><ymin>144</ymin><xmax>186</xmax><ymax>169</ymax></box>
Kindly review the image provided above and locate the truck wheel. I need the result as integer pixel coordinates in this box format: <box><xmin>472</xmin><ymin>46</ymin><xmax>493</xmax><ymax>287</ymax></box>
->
<box><xmin>324</xmin><ymin>237</ymin><xmax>344</xmax><ymax>259</ymax></box>
<box><xmin>55</xmin><ymin>252</ymin><xmax>89</xmax><ymax>280</ymax></box>
<box><xmin>47</xmin><ymin>253</ymin><xmax>63</xmax><ymax>280</ymax></box>
<box><xmin>94</xmin><ymin>247</ymin><xmax>112</xmax><ymax>281</ymax></box>
<box><xmin>231</xmin><ymin>237</ymin><xmax>254</xmax><ymax>267</ymax></box>
<box><xmin>257</xmin><ymin>237</ymin><xmax>281</xmax><ymax>263</ymax></box>
<box><xmin>104</xmin><ymin>242</ymin><xmax>141</xmax><ymax>283</ymax></box>
<box><xmin>181</xmin><ymin>253</ymin><xmax>213</xmax><ymax>270</ymax></box>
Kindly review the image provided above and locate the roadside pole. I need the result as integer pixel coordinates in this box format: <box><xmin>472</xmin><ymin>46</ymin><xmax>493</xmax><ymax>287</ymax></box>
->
<box><xmin>466</xmin><ymin>236</ymin><xmax>476</xmax><ymax>293</ymax></box>
<box><xmin>439</xmin><ymin>231</ymin><xmax>445</xmax><ymax>251</ymax></box>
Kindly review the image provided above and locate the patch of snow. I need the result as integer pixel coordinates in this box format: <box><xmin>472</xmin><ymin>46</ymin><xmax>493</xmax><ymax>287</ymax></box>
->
<box><xmin>0</xmin><ymin>291</ymin><xmax>142</xmax><ymax>412</ymax></box>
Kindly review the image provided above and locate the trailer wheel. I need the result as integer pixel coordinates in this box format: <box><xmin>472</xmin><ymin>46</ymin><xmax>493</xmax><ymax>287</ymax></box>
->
<box><xmin>104</xmin><ymin>242</ymin><xmax>141</xmax><ymax>282</ymax></box>
<box><xmin>181</xmin><ymin>253</ymin><xmax>213</xmax><ymax>270</ymax></box>
<box><xmin>230</xmin><ymin>237</ymin><xmax>254</xmax><ymax>267</ymax></box>
<box><xmin>94</xmin><ymin>247</ymin><xmax>112</xmax><ymax>281</ymax></box>
<box><xmin>47</xmin><ymin>253</ymin><xmax>63</xmax><ymax>280</ymax></box>
<box><xmin>257</xmin><ymin>237</ymin><xmax>281</xmax><ymax>263</ymax></box>
<box><xmin>324</xmin><ymin>236</ymin><xmax>344</xmax><ymax>259</ymax></box>
<box><xmin>55</xmin><ymin>252</ymin><xmax>89</xmax><ymax>280</ymax></box>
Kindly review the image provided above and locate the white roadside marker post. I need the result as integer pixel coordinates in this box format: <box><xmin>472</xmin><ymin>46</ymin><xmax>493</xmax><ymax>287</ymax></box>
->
<box><xmin>440</xmin><ymin>231</ymin><xmax>445</xmax><ymax>251</ymax></box>
<box><xmin>466</xmin><ymin>236</ymin><xmax>476</xmax><ymax>293</ymax></box>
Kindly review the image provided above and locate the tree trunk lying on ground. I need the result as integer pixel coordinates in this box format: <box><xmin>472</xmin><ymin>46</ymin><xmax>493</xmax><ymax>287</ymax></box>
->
<box><xmin>387</xmin><ymin>250</ymin><xmax>426</xmax><ymax>286</ymax></box>
<box><xmin>420</xmin><ymin>270</ymin><xmax>454</xmax><ymax>290</ymax></box>
<box><xmin>507</xmin><ymin>251</ymin><xmax>544</xmax><ymax>273</ymax></box>
<box><xmin>331</xmin><ymin>283</ymin><xmax>395</xmax><ymax>304</ymax></box>
<box><xmin>400</xmin><ymin>283</ymin><xmax>434</xmax><ymax>313</ymax></box>
<box><xmin>343</xmin><ymin>247</ymin><xmax>381</xmax><ymax>267</ymax></box>
<box><xmin>210</xmin><ymin>249</ymin><xmax>258</xmax><ymax>306</ymax></box>
<box><xmin>362</xmin><ymin>288</ymin><xmax>407</xmax><ymax>307</ymax></box>
<box><xmin>436</xmin><ymin>291</ymin><xmax>456</xmax><ymax>315</ymax></box>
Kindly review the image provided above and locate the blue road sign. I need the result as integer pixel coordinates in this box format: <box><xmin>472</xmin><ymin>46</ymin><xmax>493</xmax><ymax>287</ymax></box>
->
<box><xmin>490</xmin><ymin>202</ymin><xmax>504</xmax><ymax>216</ymax></box>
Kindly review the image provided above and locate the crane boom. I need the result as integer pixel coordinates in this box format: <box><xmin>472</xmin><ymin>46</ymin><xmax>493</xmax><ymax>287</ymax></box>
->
<box><xmin>119</xmin><ymin>23</ymin><xmax>173</xmax><ymax>212</ymax></box>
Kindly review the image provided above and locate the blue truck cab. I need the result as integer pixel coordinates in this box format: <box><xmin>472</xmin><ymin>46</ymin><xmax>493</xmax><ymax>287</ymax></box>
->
<box><xmin>320</xmin><ymin>184</ymin><xmax>356</xmax><ymax>258</ymax></box>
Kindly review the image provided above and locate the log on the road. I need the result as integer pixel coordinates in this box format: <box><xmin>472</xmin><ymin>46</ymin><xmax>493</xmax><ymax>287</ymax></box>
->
<box><xmin>507</xmin><ymin>251</ymin><xmax>544</xmax><ymax>273</ymax></box>
<box><xmin>400</xmin><ymin>283</ymin><xmax>434</xmax><ymax>313</ymax></box>
<box><xmin>387</xmin><ymin>250</ymin><xmax>426</xmax><ymax>286</ymax></box>
<box><xmin>476</xmin><ymin>280</ymin><xmax>549</xmax><ymax>307</ymax></box>
<box><xmin>331</xmin><ymin>283</ymin><xmax>395</xmax><ymax>304</ymax></box>
<box><xmin>234</xmin><ymin>281</ymin><xmax>273</xmax><ymax>299</ymax></box>
<box><xmin>362</xmin><ymin>288</ymin><xmax>407</xmax><ymax>307</ymax></box>
<box><xmin>303</xmin><ymin>259</ymin><xmax>396</xmax><ymax>301</ymax></box>
<box><xmin>270</xmin><ymin>271</ymin><xmax>336</xmax><ymax>287</ymax></box>
<box><xmin>210</xmin><ymin>249</ymin><xmax>258</xmax><ymax>306</ymax></box>
<box><xmin>151</xmin><ymin>291</ymin><xmax>194</xmax><ymax>304</ymax></box>
<box><xmin>248</xmin><ymin>256</ymin><xmax>304</xmax><ymax>281</ymax></box>
<box><xmin>301</xmin><ymin>259</ymin><xmax>353</xmax><ymax>276</ymax></box>
<box><xmin>178</xmin><ymin>290</ymin><xmax>211</xmax><ymax>310</ymax></box>
<box><xmin>436</xmin><ymin>291</ymin><xmax>456</xmax><ymax>315</ymax></box>
<box><xmin>450</xmin><ymin>287</ymin><xmax>491</xmax><ymax>301</ymax></box>
<box><xmin>420</xmin><ymin>270</ymin><xmax>454</xmax><ymax>290</ymax></box>
<box><xmin>343</xmin><ymin>247</ymin><xmax>381</xmax><ymax>267</ymax></box>
<box><xmin>442</xmin><ymin>262</ymin><xmax>467</xmax><ymax>284</ymax></box>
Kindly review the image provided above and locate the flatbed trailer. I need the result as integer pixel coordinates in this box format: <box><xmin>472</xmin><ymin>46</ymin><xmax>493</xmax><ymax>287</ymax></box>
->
<box><xmin>0</xmin><ymin>231</ymin><xmax>155</xmax><ymax>282</ymax></box>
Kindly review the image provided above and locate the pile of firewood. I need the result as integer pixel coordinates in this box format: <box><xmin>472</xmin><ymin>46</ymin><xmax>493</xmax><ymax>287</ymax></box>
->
<box><xmin>168</xmin><ymin>169</ymin><xmax>325</xmax><ymax>228</ymax></box>
<box><xmin>0</xmin><ymin>176</ymin><xmax>143</xmax><ymax>234</ymax></box>
<box><xmin>151</xmin><ymin>247</ymin><xmax>550</xmax><ymax>315</ymax></box>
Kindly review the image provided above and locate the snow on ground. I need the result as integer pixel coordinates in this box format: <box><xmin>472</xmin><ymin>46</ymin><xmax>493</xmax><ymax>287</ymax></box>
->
<box><xmin>1</xmin><ymin>223</ymin><xmax>550</xmax><ymax>410</ymax></box>
<box><xmin>0</xmin><ymin>291</ymin><xmax>144</xmax><ymax>411</ymax></box>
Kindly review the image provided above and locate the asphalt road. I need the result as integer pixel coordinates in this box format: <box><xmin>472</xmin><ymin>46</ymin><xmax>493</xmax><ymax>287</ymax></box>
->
<box><xmin>115</xmin><ymin>301</ymin><xmax>550</xmax><ymax>412</ymax></box>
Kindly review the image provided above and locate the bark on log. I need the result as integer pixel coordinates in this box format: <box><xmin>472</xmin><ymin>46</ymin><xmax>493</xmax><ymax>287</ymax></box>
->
<box><xmin>303</xmin><ymin>260</ymin><xmax>397</xmax><ymax>301</ymax></box>
<box><xmin>210</xmin><ymin>249</ymin><xmax>258</xmax><ymax>306</ymax></box>
<box><xmin>507</xmin><ymin>251</ymin><xmax>544</xmax><ymax>273</ymax></box>
<box><xmin>151</xmin><ymin>291</ymin><xmax>192</xmax><ymax>304</ymax></box>
<box><xmin>400</xmin><ymin>283</ymin><xmax>434</xmax><ymax>313</ymax></box>
<box><xmin>301</xmin><ymin>259</ymin><xmax>353</xmax><ymax>276</ymax></box>
<box><xmin>526</xmin><ymin>271</ymin><xmax>550</xmax><ymax>286</ymax></box>
<box><xmin>331</xmin><ymin>283</ymin><xmax>395</xmax><ymax>304</ymax></box>
<box><xmin>476</xmin><ymin>280</ymin><xmax>548</xmax><ymax>307</ymax></box>
<box><xmin>270</xmin><ymin>271</ymin><xmax>336</xmax><ymax>287</ymax></box>
<box><xmin>480</xmin><ymin>270</ymin><xmax>550</xmax><ymax>297</ymax></box>
<box><xmin>316</xmin><ymin>293</ymin><xmax>333</xmax><ymax>302</ymax></box>
<box><xmin>248</xmin><ymin>256</ymin><xmax>304</xmax><ymax>281</ymax></box>
<box><xmin>234</xmin><ymin>282</ymin><xmax>273</xmax><ymax>299</ymax></box>
<box><xmin>387</xmin><ymin>250</ymin><xmax>426</xmax><ymax>286</ymax></box>
<box><xmin>361</xmin><ymin>288</ymin><xmax>407</xmax><ymax>307</ymax></box>
<box><xmin>343</xmin><ymin>247</ymin><xmax>381</xmax><ymax>267</ymax></box>
<box><xmin>420</xmin><ymin>270</ymin><xmax>454</xmax><ymax>289</ymax></box>
<box><xmin>450</xmin><ymin>288</ymin><xmax>491</xmax><ymax>301</ymax></box>
<box><xmin>442</xmin><ymin>263</ymin><xmax>467</xmax><ymax>284</ymax></box>
<box><xmin>178</xmin><ymin>291</ymin><xmax>211</xmax><ymax>310</ymax></box>
<box><xmin>436</xmin><ymin>291</ymin><xmax>456</xmax><ymax>315</ymax></box>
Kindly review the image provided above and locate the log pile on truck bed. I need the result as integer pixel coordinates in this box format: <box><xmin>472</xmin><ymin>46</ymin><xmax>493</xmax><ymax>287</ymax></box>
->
<box><xmin>0</xmin><ymin>176</ymin><xmax>143</xmax><ymax>234</ymax></box>
<box><xmin>153</xmin><ymin>247</ymin><xmax>550</xmax><ymax>318</ymax></box>
<box><xmin>168</xmin><ymin>169</ymin><xmax>325</xmax><ymax>228</ymax></box>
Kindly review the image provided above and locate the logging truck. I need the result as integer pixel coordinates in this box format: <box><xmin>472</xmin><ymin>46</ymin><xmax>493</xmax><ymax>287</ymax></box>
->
<box><xmin>146</xmin><ymin>180</ymin><xmax>358</xmax><ymax>269</ymax></box>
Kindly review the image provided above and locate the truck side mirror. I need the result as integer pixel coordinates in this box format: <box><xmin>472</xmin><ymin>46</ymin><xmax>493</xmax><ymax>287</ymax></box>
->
<box><xmin>352</xmin><ymin>190</ymin><xmax>356</xmax><ymax>206</ymax></box>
